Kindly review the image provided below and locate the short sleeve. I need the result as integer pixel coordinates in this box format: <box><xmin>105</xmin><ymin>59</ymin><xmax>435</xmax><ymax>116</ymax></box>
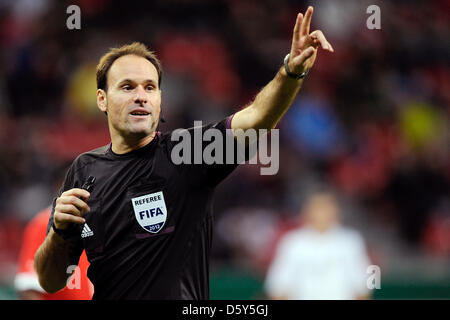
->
<box><xmin>202</xmin><ymin>115</ymin><xmax>250</xmax><ymax>186</ymax></box>
<box><xmin>166</xmin><ymin>115</ymin><xmax>256</xmax><ymax>187</ymax></box>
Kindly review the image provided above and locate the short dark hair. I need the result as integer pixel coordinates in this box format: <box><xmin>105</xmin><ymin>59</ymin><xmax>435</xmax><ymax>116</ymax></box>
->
<box><xmin>96</xmin><ymin>42</ymin><xmax>162</xmax><ymax>91</ymax></box>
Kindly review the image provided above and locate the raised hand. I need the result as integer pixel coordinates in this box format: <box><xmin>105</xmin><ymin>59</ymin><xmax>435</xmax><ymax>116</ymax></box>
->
<box><xmin>288</xmin><ymin>6</ymin><xmax>334</xmax><ymax>75</ymax></box>
<box><xmin>53</xmin><ymin>188</ymin><xmax>90</xmax><ymax>230</ymax></box>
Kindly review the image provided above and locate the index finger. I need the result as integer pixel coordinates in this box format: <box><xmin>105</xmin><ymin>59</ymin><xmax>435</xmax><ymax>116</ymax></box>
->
<box><xmin>300</xmin><ymin>6</ymin><xmax>313</xmax><ymax>37</ymax></box>
<box><xmin>311</xmin><ymin>30</ymin><xmax>334</xmax><ymax>52</ymax></box>
<box><xmin>61</xmin><ymin>188</ymin><xmax>90</xmax><ymax>200</ymax></box>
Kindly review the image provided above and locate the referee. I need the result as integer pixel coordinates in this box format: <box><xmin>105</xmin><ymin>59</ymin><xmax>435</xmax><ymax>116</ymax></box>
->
<box><xmin>35</xmin><ymin>6</ymin><xmax>333</xmax><ymax>299</ymax></box>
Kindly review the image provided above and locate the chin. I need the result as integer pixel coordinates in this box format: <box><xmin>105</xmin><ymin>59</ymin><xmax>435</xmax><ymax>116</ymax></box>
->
<box><xmin>130</xmin><ymin>129</ymin><xmax>153</xmax><ymax>137</ymax></box>
<box><xmin>119</xmin><ymin>119</ymin><xmax>156</xmax><ymax>137</ymax></box>
<box><xmin>132</xmin><ymin>124</ymin><xmax>155</xmax><ymax>136</ymax></box>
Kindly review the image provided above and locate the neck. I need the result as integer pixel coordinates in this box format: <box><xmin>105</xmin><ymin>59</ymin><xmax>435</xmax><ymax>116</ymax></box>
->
<box><xmin>111</xmin><ymin>131</ymin><xmax>156</xmax><ymax>154</ymax></box>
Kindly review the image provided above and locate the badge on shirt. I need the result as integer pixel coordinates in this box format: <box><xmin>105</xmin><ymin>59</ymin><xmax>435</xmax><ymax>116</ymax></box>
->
<box><xmin>131</xmin><ymin>191</ymin><xmax>167</xmax><ymax>233</ymax></box>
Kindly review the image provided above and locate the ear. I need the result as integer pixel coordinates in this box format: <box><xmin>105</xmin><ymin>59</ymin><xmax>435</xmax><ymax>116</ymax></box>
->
<box><xmin>97</xmin><ymin>89</ymin><xmax>107</xmax><ymax>113</ymax></box>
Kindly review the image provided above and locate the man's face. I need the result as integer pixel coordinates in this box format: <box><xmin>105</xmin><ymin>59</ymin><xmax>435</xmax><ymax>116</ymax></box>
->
<box><xmin>303</xmin><ymin>193</ymin><xmax>339</xmax><ymax>233</ymax></box>
<box><xmin>98</xmin><ymin>54</ymin><xmax>161</xmax><ymax>140</ymax></box>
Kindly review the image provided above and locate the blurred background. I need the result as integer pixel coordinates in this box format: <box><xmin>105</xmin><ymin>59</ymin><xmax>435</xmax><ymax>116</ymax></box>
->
<box><xmin>0</xmin><ymin>0</ymin><xmax>449</xmax><ymax>299</ymax></box>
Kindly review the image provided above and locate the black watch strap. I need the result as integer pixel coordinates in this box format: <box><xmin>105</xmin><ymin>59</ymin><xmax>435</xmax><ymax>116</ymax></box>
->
<box><xmin>284</xmin><ymin>53</ymin><xmax>309</xmax><ymax>79</ymax></box>
<box><xmin>52</xmin><ymin>223</ymin><xmax>80</xmax><ymax>241</ymax></box>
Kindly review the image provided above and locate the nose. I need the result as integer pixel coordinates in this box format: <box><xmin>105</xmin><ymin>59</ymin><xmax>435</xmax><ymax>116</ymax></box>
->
<box><xmin>133</xmin><ymin>85</ymin><xmax>147</xmax><ymax>104</ymax></box>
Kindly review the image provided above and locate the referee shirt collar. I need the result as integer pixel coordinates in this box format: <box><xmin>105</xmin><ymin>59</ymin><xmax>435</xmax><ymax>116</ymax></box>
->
<box><xmin>107</xmin><ymin>131</ymin><xmax>161</xmax><ymax>159</ymax></box>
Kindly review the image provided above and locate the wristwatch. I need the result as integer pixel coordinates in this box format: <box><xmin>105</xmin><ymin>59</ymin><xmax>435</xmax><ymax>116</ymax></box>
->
<box><xmin>284</xmin><ymin>53</ymin><xmax>309</xmax><ymax>79</ymax></box>
<box><xmin>52</xmin><ymin>223</ymin><xmax>80</xmax><ymax>241</ymax></box>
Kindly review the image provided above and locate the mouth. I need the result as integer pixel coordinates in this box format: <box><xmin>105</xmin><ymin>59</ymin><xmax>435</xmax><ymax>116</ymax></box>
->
<box><xmin>129</xmin><ymin>109</ymin><xmax>151</xmax><ymax>118</ymax></box>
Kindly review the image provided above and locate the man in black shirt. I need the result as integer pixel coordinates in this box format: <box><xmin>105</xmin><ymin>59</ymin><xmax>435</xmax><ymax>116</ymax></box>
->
<box><xmin>35</xmin><ymin>6</ymin><xmax>333</xmax><ymax>299</ymax></box>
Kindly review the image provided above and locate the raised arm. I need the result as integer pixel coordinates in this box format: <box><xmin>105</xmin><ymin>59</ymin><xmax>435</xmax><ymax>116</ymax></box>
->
<box><xmin>231</xmin><ymin>6</ymin><xmax>333</xmax><ymax>132</ymax></box>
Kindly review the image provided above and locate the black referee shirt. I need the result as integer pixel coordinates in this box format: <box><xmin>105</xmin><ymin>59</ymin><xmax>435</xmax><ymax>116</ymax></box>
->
<box><xmin>47</xmin><ymin>117</ymin><xmax>244</xmax><ymax>300</ymax></box>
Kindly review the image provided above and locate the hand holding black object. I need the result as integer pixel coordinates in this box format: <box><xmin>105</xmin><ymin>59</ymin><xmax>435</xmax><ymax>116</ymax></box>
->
<box><xmin>52</xmin><ymin>176</ymin><xmax>95</xmax><ymax>239</ymax></box>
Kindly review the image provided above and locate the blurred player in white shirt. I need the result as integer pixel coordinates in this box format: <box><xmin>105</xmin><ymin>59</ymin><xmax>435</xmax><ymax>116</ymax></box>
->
<box><xmin>265</xmin><ymin>191</ymin><xmax>371</xmax><ymax>300</ymax></box>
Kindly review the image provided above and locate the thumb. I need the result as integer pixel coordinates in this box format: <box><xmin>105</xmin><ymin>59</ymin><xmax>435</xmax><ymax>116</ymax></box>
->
<box><xmin>293</xmin><ymin>47</ymin><xmax>316</xmax><ymax>65</ymax></box>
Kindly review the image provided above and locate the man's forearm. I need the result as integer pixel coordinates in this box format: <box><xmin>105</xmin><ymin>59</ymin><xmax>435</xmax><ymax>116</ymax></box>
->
<box><xmin>34</xmin><ymin>230</ymin><xmax>73</xmax><ymax>293</ymax></box>
<box><xmin>231</xmin><ymin>66</ymin><xmax>303</xmax><ymax>131</ymax></box>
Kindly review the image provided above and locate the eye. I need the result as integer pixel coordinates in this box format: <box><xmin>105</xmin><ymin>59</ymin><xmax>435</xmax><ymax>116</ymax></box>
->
<box><xmin>145</xmin><ymin>85</ymin><xmax>155</xmax><ymax>91</ymax></box>
<box><xmin>122</xmin><ymin>84</ymin><xmax>133</xmax><ymax>91</ymax></box>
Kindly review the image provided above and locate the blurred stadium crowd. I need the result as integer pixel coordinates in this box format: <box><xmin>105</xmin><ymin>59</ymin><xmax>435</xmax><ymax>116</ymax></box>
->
<box><xmin>0</xmin><ymin>0</ymin><xmax>448</xmax><ymax>298</ymax></box>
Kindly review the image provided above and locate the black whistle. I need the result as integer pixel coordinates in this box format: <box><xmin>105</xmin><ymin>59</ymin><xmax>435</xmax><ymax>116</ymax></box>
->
<box><xmin>81</xmin><ymin>176</ymin><xmax>96</xmax><ymax>193</ymax></box>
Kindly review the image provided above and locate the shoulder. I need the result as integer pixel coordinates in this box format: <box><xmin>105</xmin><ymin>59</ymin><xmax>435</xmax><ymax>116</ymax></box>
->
<box><xmin>74</xmin><ymin>144</ymin><xmax>110</xmax><ymax>163</ymax></box>
<box><xmin>157</xmin><ymin>117</ymin><xmax>231</xmax><ymax>154</ymax></box>
<box><xmin>70</xmin><ymin>144</ymin><xmax>110</xmax><ymax>170</ymax></box>
<box><xmin>278</xmin><ymin>229</ymin><xmax>307</xmax><ymax>249</ymax></box>
<box><xmin>56</xmin><ymin>144</ymin><xmax>110</xmax><ymax>187</ymax></box>
<box><xmin>161</xmin><ymin>117</ymin><xmax>231</xmax><ymax>138</ymax></box>
<box><xmin>335</xmin><ymin>227</ymin><xmax>366</xmax><ymax>247</ymax></box>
